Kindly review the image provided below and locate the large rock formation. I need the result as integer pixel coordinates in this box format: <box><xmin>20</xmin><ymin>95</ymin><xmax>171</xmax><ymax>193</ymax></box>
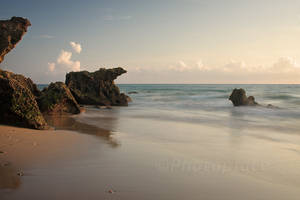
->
<box><xmin>0</xmin><ymin>17</ymin><xmax>47</xmax><ymax>129</ymax></box>
<box><xmin>229</xmin><ymin>88</ymin><xmax>258</xmax><ymax>106</ymax></box>
<box><xmin>38</xmin><ymin>82</ymin><xmax>80</xmax><ymax>115</ymax></box>
<box><xmin>65</xmin><ymin>67</ymin><xmax>129</xmax><ymax>106</ymax></box>
<box><xmin>0</xmin><ymin>68</ymin><xmax>41</xmax><ymax>96</ymax></box>
<box><xmin>0</xmin><ymin>17</ymin><xmax>31</xmax><ymax>63</ymax></box>
<box><xmin>0</xmin><ymin>69</ymin><xmax>48</xmax><ymax>129</ymax></box>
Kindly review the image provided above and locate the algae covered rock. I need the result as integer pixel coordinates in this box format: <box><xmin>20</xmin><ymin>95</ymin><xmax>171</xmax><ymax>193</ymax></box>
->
<box><xmin>38</xmin><ymin>82</ymin><xmax>80</xmax><ymax>115</ymax></box>
<box><xmin>0</xmin><ymin>17</ymin><xmax>47</xmax><ymax>129</ymax></box>
<box><xmin>0</xmin><ymin>69</ymin><xmax>41</xmax><ymax>96</ymax></box>
<box><xmin>65</xmin><ymin>67</ymin><xmax>129</xmax><ymax>106</ymax></box>
<box><xmin>0</xmin><ymin>17</ymin><xmax>31</xmax><ymax>63</ymax></box>
<box><xmin>0</xmin><ymin>69</ymin><xmax>47</xmax><ymax>129</ymax></box>
<box><xmin>229</xmin><ymin>88</ymin><xmax>258</xmax><ymax>106</ymax></box>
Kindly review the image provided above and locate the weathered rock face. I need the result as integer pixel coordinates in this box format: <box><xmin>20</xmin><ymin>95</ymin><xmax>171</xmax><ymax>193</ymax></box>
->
<box><xmin>229</xmin><ymin>88</ymin><xmax>258</xmax><ymax>106</ymax></box>
<box><xmin>0</xmin><ymin>69</ymin><xmax>41</xmax><ymax>96</ymax></box>
<box><xmin>0</xmin><ymin>69</ymin><xmax>48</xmax><ymax>129</ymax></box>
<box><xmin>38</xmin><ymin>82</ymin><xmax>80</xmax><ymax>115</ymax></box>
<box><xmin>0</xmin><ymin>17</ymin><xmax>31</xmax><ymax>63</ymax></box>
<box><xmin>65</xmin><ymin>67</ymin><xmax>129</xmax><ymax>106</ymax></box>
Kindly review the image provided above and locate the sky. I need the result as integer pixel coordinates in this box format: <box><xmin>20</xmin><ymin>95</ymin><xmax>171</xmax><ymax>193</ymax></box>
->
<box><xmin>1</xmin><ymin>0</ymin><xmax>300</xmax><ymax>84</ymax></box>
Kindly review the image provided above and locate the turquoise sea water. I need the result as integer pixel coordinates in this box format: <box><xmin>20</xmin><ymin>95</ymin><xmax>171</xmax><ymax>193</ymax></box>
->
<box><xmin>38</xmin><ymin>84</ymin><xmax>300</xmax><ymax>134</ymax></box>
<box><xmin>117</xmin><ymin>84</ymin><xmax>300</xmax><ymax>134</ymax></box>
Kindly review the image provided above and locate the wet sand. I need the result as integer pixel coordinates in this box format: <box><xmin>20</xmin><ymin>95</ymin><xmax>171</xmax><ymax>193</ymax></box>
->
<box><xmin>1</xmin><ymin>109</ymin><xmax>300</xmax><ymax>200</ymax></box>
<box><xmin>0</xmin><ymin>114</ymin><xmax>120</xmax><ymax>200</ymax></box>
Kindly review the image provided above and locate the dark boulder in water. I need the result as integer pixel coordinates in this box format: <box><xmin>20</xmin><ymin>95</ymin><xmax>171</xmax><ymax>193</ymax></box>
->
<box><xmin>229</xmin><ymin>88</ymin><xmax>258</xmax><ymax>106</ymax></box>
<box><xmin>128</xmin><ymin>91</ymin><xmax>138</xmax><ymax>94</ymax></box>
<box><xmin>126</xmin><ymin>95</ymin><xmax>132</xmax><ymax>102</ymax></box>
<box><xmin>0</xmin><ymin>69</ymin><xmax>48</xmax><ymax>129</ymax></box>
<box><xmin>65</xmin><ymin>67</ymin><xmax>129</xmax><ymax>106</ymax></box>
<box><xmin>38</xmin><ymin>82</ymin><xmax>80</xmax><ymax>115</ymax></box>
<box><xmin>0</xmin><ymin>17</ymin><xmax>31</xmax><ymax>63</ymax></box>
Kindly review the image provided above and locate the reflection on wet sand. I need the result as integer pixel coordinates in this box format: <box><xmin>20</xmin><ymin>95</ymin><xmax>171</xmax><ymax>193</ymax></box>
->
<box><xmin>0</xmin><ymin>165</ymin><xmax>21</xmax><ymax>190</ymax></box>
<box><xmin>228</xmin><ymin>108</ymin><xmax>247</xmax><ymax>133</ymax></box>
<box><xmin>44</xmin><ymin>114</ymin><xmax>120</xmax><ymax>147</ymax></box>
<box><xmin>227</xmin><ymin>108</ymin><xmax>247</xmax><ymax>147</ymax></box>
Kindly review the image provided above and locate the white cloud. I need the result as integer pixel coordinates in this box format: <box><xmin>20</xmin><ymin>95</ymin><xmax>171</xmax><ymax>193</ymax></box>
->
<box><xmin>119</xmin><ymin>57</ymin><xmax>300</xmax><ymax>84</ymax></box>
<box><xmin>48</xmin><ymin>62</ymin><xmax>56</xmax><ymax>72</ymax></box>
<box><xmin>129</xmin><ymin>57</ymin><xmax>300</xmax><ymax>75</ymax></box>
<box><xmin>223</xmin><ymin>60</ymin><xmax>247</xmax><ymax>72</ymax></box>
<box><xmin>270</xmin><ymin>57</ymin><xmax>299</xmax><ymax>72</ymax></box>
<box><xmin>168</xmin><ymin>60</ymin><xmax>211</xmax><ymax>72</ymax></box>
<box><xmin>70</xmin><ymin>41</ymin><xmax>82</xmax><ymax>54</ymax></box>
<box><xmin>57</xmin><ymin>50</ymin><xmax>81</xmax><ymax>71</ymax></box>
<box><xmin>57</xmin><ymin>50</ymin><xmax>72</xmax><ymax>65</ymax></box>
<box><xmin>219</xmin><ymin>57</ymin><xmax>300</xmax><ymax>74</ymax></box>
<box><xmin>196</xmin><ymin>60</ymin><xmax>211</xmax><ymax>71</ymax></box>
<box><xmin>47</xmin><ymin>42</ymin><xmax>83</xmax><ymax>75</ymax></box>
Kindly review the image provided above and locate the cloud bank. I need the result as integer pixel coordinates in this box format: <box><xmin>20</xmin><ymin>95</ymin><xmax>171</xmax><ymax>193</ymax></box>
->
<box><xmin>117</xmin><ymin>57</ymin><xmax>300</xmax><ymax>84</ymax></box>
<box><xmin>168</xmin><ymin>60</ymin><xmax>211</xmax><ymax>72</ymax></box>
<box><xmin>165</xmin><ymin>57</ymin><xmax>300</xmax><ymax>74</ymax></box>
<box><xmin>271</xmin><ymin>57</ymin><xmax>299</xmax><ymax>72</ymax></box>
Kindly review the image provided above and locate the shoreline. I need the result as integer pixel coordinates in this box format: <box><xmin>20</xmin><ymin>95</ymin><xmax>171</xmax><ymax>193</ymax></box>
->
<box><xmin>0</xmin><ymin>122</ymin><xmax>109</xmax><ymax>191</ymax></box>
<box><xmin>1</xmin><ymin>106</ymin><xmax>300</xmax><ymax>199</ymax></box>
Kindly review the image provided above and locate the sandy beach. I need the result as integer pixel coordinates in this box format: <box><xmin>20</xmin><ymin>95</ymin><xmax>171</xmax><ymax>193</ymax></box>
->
<box><xmin>0</xmin><ymin>125</ymin><xmax>85</xmax><ymax>190</ymax></box>
<box><xmin>2</xmin><ymin>1</ymin><xmax>300</xmax><ymax>199</ymax></box>
<box><xmin>0</xmin><ymin>113</ymin><xmax>121</xmax><ymax>200</ymax></box>
<box><xmin>1</xmin><ymin>105</ymin><xmax>300</xmax><ymax>200</ymax></box>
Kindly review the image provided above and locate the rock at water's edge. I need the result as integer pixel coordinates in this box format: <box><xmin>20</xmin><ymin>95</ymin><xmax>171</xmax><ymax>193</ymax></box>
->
<box><xmin>0</xmin><ymin>17</ymin><xmax>31</xmax><ymax>63</ymax></box>
<box><xmin>65</xmin><ymin>67</ymin><xmax>129</xmax><ymax>106</ymax></box>
<box><xmin>38</xmin><ymin>82</ymin><xmax>80</xmax><ymax>115</ymax></box>
<box><xmin>229</xmin><ymin>88</ymin><xmax>258</xmax><ymax>106</ymax></box>
<box><xmin>128</xmin><ymin>91</ymin><xmax>138</xmax><ymax>94</ymax></box>
<box><xmin>0</xmin><ymin>69</ymin><xmax>48</xmax><ymax>129</ymax></box>
<box><xmin>126</xmin><ymin>95</ymin><xmax>132</xmax><ymax>102</ymax></box>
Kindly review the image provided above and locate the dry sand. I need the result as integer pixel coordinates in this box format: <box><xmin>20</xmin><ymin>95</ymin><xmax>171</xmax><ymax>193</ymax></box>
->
<box><xmin>0</xmin><ymin>125</ymin><xmax>85</xmax><ymax>190</ymax></box>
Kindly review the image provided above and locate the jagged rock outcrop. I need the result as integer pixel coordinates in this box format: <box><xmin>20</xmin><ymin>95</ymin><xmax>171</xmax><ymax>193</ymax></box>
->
<box><xmin>0</xmin><ymin>69</ymin><xmax>48</xmax><ymax>129</ymax></box>
<box><xmin>38</xmin><ymin>82</ymin><xmax>80</xmax><ymax>115</ymax></box>
<box><xmin>0</xmin><ymin>17</ymin><xmax>47</xmax><ymax>129</ymax></box>
<box><xmin>229</xmin><ymin>88</ymin><xmax>258</xmax><ymax>106</ymax></box>
<box><xmin>65</xmin><ymin>67</ymin><xmax>129</xmax><ymax>106</ymax></box>
<box><xmin>0</xmin><ymin>17</ymin><xmax>31</xmax><ymax>63</ymax></box>
<box><xmin>0</xmin><ymin>69</ymin><xmax>41</xmax><ymax>96</ymax></box>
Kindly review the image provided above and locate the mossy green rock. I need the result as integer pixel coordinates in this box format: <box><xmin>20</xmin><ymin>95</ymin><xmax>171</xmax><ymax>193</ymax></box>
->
<box><xmin>0</xmin><ymin>69</ymin><xmax>41</xmax><ymax>96</ymax></box>
<box><xmin>38</xmin><ymin>82</ymin><xmax>80</xmax><ymax>114</ymax></box>
<box><xmin>65</xmin><ymin>67</ymin><xmax>129</xmax><ymax>106</ymax></box>
<box><xmin>0</xmin><ymin>69</ymin><xmax>48</xmax><ymax>129</ymax></box>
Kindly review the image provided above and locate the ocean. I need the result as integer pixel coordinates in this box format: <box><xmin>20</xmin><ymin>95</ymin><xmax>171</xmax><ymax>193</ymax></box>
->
<box><xmin>33</xmin><ymin>84</ymin><xmax>300</xmax><ymax>200</ymax></box>
<box><xmin>78</xmin><ymin>84</ymin><xmax>300</xmax><ymax>134</ymax></box>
